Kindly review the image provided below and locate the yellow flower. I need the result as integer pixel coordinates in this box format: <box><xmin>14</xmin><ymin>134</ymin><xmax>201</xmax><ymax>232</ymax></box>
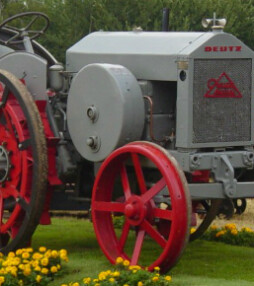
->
<box><xmin>51</xmin><ymin>250</ymin><xmax>58</xmax><ymax>258</ymax></box>
<box><xmin>165</xmin><ymin>275</ymin><xmax>172</xmax><ymax>281</ymax></box>
<box><xmin>95</xmin><ymin>284</ymin><xmax>100</xmax><ymax>286</ymax></box>
<box><xmin>231</xmin><ymin>229</ymin><xmax>238</xmax><ymax>235</ymax></box>
<box><xmin>83</xmin><ymin>277</ymin><xmax>92</xmax><ymax>284</ymax></box>
<box><xmin>210</xmin><ymin>225</ymin><xmax>218</xmax><ymax>230</ymax></box>
<box><xmin>34</xmin><ymin>266</ymin><xmax>41</xmax><ymax>272</ymax></box>
<box><xmin>57</xmin><ymin>264</ymin><xmax>61</xmax><ymax>270</ymax></box>
<box><xmin>41</xmin><ymin>257</ymin><xmax>49</xmax><ymax>266</ymax></box>
<box><xmin>36</xmin><ymin>275</ymin><xmax>42</xmax><ymax>283</ymax></box>
<box><xmin>109</xmin><ymin>278</ymin><xmax>115</xmax><ymax>283</ymax></box>
<box><xmin>59</xmin><ymin>249</ymin><xmax>67</xmax><ymax>256</ymax></box>
<box><xmin>190</xmin><ymin>227</ymin><xmax>196</xmax><ymax>234</ymax></box>
<box><xmin>16</xmin><ymin>249</ymin><xmax>23</xmax><ymax>256</ymax></box>
<box><xmin>72</xmin><ymin>283</ymin><xmax>80</xmax><ymax>286</ymax></box>
<box><xmin>123</xmin><ymin>260</ymin><xmax>130</xmax><ymax>267</ymax></box>
<box><xmin>19</xmin><ymin>264</ymin><xmax>25</xmax><ymax>270</ymax></box>
<box><xmin>0</xmin><ymin>276</ymin><xmax>5</xmax><ymax>284</ymax></box>
<box><xmin>154</xmin><ymin>266</ymin><xmax>160</xmax><ymax>271</ymax></box>
<box><xmin>41</xmin><ymin>267</ymin><xmax>49</xmax><ymax>275</ymax></box>
<box><xmin>33</xmin><ymin>252</ymin><xmax>43</xmax><ymax>260</ymax></box>
<box><xmin>225</xmin><ymin>223</ymin><xmax>236</xmax><ymax>231</ymax></box>
<box><xmin>18</xmin><ymin>279</ymin><xmax>24</xmax><ymax>286</ymax></box>
<box><xmin>116</xmin><ymin>257</ymin><xmax>123</xmax><ymax>264</ymax></box>
<box><xmin>112</xmin><ymin>271</ymin><xmax>120</xmax><ymax>277</ymax></box>
<box><xmin>241</xmin><ymin>227</ymin><xmax>253</xmax><ymax>233</ymax></box>
<box><xmin>152</xmin><ymin>276</ymin><xmax>159</xmax><ymax>282</ymax></box>
<box><xmin>215</xmin><ymin>230</ymin><xmax>226</xmax><ymax>237</ymax></box>
<box><xmin>39</xmin><ymin>246</ymin><xmax>47</xmax><ymax>253</ymax></box>
<box><xmin>98</xmin><ymin>273</ymin><xmax>106</xmax><ymax>280</ymax></box>
<box><xmin>138</xmin><ymin>282</ymin><xmax>143</xmax><ymax>286</ymax></box>
<box><xmin>51</xmin><ymin>266</ymin><xmax>58</xmax><ymax>273</ymax></box>
<box><xmin>23</xmin><ymin>268</ymin><xmax>31</xmax><ymax>276</ymax></box>
<box><xmin>10</xmin><ymin>267</ymin><xmax>17</xmax><ymax>277</ymax></box>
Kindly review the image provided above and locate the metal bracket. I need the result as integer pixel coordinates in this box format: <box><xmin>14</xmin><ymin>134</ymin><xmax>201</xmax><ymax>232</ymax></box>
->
<box><xmin>212</xmin><ymin>154</ymin><xmax>236</xmax><ymax>198</ymax></box>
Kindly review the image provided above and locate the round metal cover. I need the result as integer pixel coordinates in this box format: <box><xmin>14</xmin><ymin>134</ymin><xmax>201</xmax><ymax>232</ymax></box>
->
<box><xmin>67</xmin><ymin>63</ymin><xmax>145</xmax><ymax>162</ymax></box>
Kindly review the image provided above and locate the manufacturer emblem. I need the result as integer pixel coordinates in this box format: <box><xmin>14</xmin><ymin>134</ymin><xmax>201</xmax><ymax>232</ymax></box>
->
<box><xmin>204</xmin><ymin>72</ymin><xmax>242</xmax><ymax>98</ymax></box>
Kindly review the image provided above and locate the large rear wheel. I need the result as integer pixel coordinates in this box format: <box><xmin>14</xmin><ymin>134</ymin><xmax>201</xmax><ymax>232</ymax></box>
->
<box><xmin>92</xmin><ymin>141</ymin><xmax>191</xmax><ymax>273</ymax></box>
<box><xmin>0</xmin><ymin>69</ymin><xmax>47</xmax><ymax>253</ymax></box>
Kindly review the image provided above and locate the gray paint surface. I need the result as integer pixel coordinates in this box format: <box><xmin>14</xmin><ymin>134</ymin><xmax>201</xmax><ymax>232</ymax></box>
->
<box><xmin>67</xmin><ymin>63</ymin><xmax>145</xmax><ymax>162</ymax></box>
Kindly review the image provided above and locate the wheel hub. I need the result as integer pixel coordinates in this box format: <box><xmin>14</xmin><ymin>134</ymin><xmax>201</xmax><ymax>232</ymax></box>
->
<box><xmin>124</xmin><ymin>196</ymin><xmax>147</xmax><ymax>226</ymax></box>
<box><xmin>0</xmin><ymin>144</ymin><xmax>11</xmax><ymax>183</ymax></box>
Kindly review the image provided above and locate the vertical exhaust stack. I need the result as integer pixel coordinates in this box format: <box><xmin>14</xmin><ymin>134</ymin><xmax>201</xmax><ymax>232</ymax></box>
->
<box><xmin>162</xmin><ymin>8</ymin><xmax>169</xmax><ymax>31</ymax></box>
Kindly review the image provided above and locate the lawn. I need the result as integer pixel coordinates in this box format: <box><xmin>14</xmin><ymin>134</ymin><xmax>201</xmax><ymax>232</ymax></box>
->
<box><xmin>32</xmin><ymin>218</ymin><xmax>254</xmax><ymax>286</ymax></box>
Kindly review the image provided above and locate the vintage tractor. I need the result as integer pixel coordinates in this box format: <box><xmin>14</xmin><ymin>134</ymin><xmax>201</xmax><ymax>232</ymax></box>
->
<box><xmin>0</xmin><ymin>11</ymin><xmax>253</xmax><ymax>273</ymax></box>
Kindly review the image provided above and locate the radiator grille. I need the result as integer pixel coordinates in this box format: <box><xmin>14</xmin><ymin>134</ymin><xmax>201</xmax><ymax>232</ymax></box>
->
<box><xmin>193</xmin><ymin>59</ymin><xmax>252</xmax><ymax>144</ymax></box>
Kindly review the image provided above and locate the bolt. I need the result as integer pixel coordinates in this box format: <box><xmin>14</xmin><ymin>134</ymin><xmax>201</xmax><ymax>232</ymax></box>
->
<box><xmin>86</xmin><ymin>137</ymin><xmax>97</xmax><ymax>148</ymax></box>
<box><xmin>86</xmin><ymin>106</ymin><xmax>97</xmax><ymax>121</ymax></box>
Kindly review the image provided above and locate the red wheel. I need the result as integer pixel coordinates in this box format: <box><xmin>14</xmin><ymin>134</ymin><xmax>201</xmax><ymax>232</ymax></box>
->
<box><xmin>92</xmin><ymin>141</ymin><xmax>191</xmax><ymax>273</ymax></box>
<box><xmin>0</xmin><ymin>69</ymin><xmax>47</xmax><ymax>253</ymax></box>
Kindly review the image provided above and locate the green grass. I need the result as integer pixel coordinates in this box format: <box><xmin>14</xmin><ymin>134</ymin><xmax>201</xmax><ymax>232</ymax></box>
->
<box><xmin>32</xmin><ymin>218</ymin><xmax>254</xmax><ymax>286</ymax></box>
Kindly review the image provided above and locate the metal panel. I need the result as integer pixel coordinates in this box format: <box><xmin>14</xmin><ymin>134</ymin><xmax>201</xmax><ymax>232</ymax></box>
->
<box><xmin>193</xmin><ymin>59</ymin><xmax>252</xmax><ymax>143</ymax></box>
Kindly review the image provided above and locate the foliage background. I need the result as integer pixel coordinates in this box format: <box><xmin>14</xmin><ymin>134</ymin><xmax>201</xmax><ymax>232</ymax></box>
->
<box><xmin>0</xmin><ymin>0</ymin><xmax>254</xmax><ymax>62</ymax></box>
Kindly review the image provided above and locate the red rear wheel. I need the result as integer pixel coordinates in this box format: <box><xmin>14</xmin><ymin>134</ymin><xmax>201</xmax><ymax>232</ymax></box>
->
<box><xmin>0</xmin><ymin>69</ymin><xmax>47</xmax><ymax>253</ymax></box>
<box><xmin>92</xmin><ymin>141</ymin><xmax>191</xmax><ymax>273</ymax></box>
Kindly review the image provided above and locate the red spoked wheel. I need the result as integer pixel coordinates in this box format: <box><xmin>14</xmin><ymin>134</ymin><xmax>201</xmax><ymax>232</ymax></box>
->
<box><xmin>92</xmin><ymin>141</ymin><xmax>191</xmax><ymax>273</ymax></box>
<box><xmin>0</xmin><ymin>69</ymin><xmax>47</xmax><ymax>253</ymax></box>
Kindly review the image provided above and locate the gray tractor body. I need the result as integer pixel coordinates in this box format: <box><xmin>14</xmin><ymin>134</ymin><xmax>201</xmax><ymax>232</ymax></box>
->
<box><xmin>66</xmin><ymin>30</ymin><xmax>254</xmax><ymax>201</ymax></box>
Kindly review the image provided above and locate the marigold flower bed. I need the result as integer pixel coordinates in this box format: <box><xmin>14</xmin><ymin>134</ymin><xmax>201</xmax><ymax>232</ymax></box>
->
<box><xmin>61</xmin><ymin>257</ymin><xmax>172</xmax><ymax>286</ymax></box>
<box><xmin>0</xmin><ymin>246</ymin><xmax>68</xmax><ymax>285</ymax></box>
<box><xmin>199</xmin><ymin>223</ymin><xmax>254</xmax><ymax>247</ymax></box>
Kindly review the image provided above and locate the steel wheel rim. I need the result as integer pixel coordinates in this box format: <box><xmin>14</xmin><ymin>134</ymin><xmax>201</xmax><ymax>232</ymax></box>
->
<box><xmin>92</xmin><ymin>141</ymin><xmax>191</xmax><ymax>273</ymax></box>
<box><xmin>0</xmin><ymin>69</ymin><xmax>47</xmax><ymax>252</ymax></box>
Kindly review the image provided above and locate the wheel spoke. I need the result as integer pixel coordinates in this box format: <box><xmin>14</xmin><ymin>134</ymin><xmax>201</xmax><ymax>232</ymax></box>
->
<box><xmin>118</xmin><ymin>220</ymin><xmax>131</xmax><ymax>252</ymax></box>
<box><xmin>2</xmin><ymin>186</ymin><xmax>19</xmax><ymax>199</ymax></box>
<box><xmin>93</xmin><ymin>201</ymin><xmax>125</xmax><ymax>213</ymax></box>
<box><xmin>131</xmin><ymin>229</ymin><xmax>145</xmax><ymax>265</ymax></box>
<box><xmin>24</xmin><ymin>16</ymin><xmax>39</xmax><ymax>30</ymax></box>
<box><xmin>153</xmin><ymin>208</ymin><xmax>172</xmax><ymax>221</ymax></box>
<box><xmin>27</xmin><ymin>30</ymin><xmax>43</xmax><ymax>35</ymax></box>
<box><xmin>5</xmin><ymin>25</ymin><xmax>21</xmax><ymax>32</ymax></box>
<box><xmin>131</xmin><ymin>153</ymin><xmax>147</xmax><ymax>194</ymax></box>
<box><xmin>5</xmin><ymin>33</ymin><xmax>20</xmax><ymax>44</ymax></box>
<box><xmin>141</xmin><ymin>177</ymin><xmax>166</xmax><ymax>204</ymax></box>
<box><xmin>120</xmin><ymin>164</ymin><xmax>131</xmax><ymax>200</ymax></box>
<box><xmin>141</xmin><ymin>219</ymin><xmax>167</xmax><ymax>248</ymax></box>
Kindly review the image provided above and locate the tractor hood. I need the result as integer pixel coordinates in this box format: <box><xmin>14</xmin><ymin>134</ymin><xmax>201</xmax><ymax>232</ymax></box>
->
<box><xmin>66</xmin><ymin>31</ymin><xmax>254</xmax><ymax>81</ymax></box>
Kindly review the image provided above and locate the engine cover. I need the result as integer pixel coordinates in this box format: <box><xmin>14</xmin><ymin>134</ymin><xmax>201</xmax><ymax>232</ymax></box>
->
<box><xmin>67</xmin><ymin>63</ymin><xmax>145</xmax><ymax>162</ymax></box>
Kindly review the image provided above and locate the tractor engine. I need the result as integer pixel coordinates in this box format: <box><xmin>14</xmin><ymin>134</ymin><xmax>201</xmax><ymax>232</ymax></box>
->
<box><xmin>66</xmin><ymin>23</ymin><xmax>254</xmax><ymax>161</ymax></box>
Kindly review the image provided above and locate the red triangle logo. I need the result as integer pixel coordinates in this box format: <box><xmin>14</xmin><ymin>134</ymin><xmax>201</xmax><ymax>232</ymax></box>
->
<box><xmin>204</xmin><ymin>72</ymin><xmax>242</xmax><ymax>98</ymax></box>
